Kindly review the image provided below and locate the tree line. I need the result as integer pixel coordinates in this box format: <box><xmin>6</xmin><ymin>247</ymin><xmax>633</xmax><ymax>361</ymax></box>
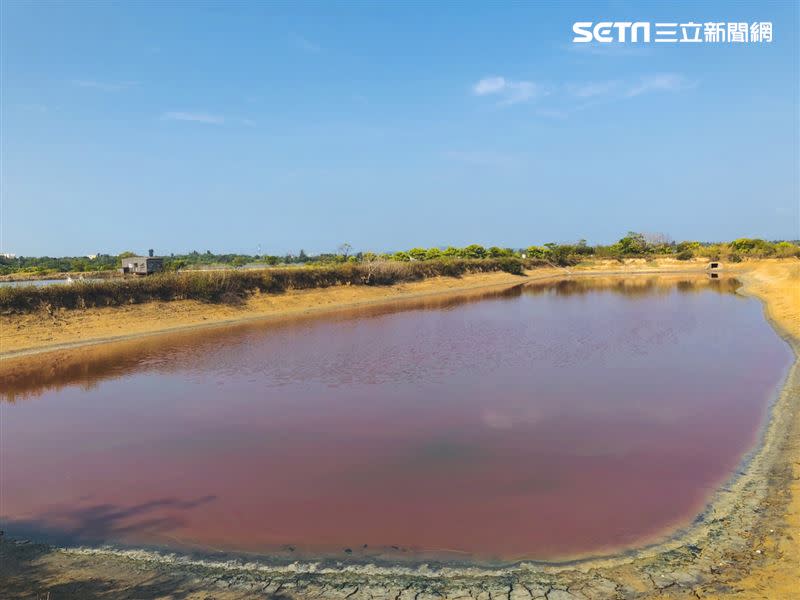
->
<box><xmin>2</xmin><ymin>233</ymin><xmax>798</xmax><ymax>276</ymax></box>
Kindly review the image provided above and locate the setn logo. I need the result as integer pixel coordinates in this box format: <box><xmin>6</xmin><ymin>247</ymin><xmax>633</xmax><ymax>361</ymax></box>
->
<box><xmin>573</xmin><ymin>22</ymin><xmax>651</xmax><ymax>43</ymax></box>
<box><xmin>573</xmin><ymin>21</ymin><xmax>773</xmax><ymax>44</ymax></box>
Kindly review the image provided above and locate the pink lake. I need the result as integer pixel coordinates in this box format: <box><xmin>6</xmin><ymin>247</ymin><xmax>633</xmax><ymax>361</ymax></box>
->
<box><xmin>1</xmin><ymin>277</ymin><xmax>793</xmax><ymax>563</ymax></box>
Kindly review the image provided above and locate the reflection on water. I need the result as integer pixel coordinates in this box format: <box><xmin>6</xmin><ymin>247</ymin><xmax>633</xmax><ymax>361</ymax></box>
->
<box><xmin>1</xmin><ymin>276</ymin><xmax>792</xmax><ymax>563</ymax></box>
<box><xmin>1</xmin><ymin>277</ymin><xmax>741</xmax><ymax>403</ymax></box>
<box><xmin>0</xmin><ymin>278</ymin><xmax>106</xmax><ymax>288</ymax></box>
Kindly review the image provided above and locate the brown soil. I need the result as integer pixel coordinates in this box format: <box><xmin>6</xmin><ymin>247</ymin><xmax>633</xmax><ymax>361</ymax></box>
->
<box><xmin>0</xmin><ymin>260</ymin><xmax>709</xmax><ymax>361</ymax></box>
<box><xmin>1</xmin><ymin>271</ymin><xmax>529</xmax><ymax>359</ymax></box>
<box><xmin>1</xmin><ymin>258</ymin><xmax>798</xmax><ymax>599</ymax></box>
<box><xmin>705</xmin><ymin>259</ymin><xmax>800</xmax><ymax>599</ymax></box>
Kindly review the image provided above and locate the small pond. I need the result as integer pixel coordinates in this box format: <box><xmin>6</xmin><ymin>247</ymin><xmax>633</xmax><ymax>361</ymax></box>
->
<box><xmin>1</xmin><ymin>276</ymin><xmax>793</xmax><ymax>563</ymax></box>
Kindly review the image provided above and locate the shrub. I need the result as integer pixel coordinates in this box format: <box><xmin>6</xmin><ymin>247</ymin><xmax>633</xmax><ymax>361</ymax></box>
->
<box><xmin>676</xmin><ymin>241</ymin><xmax>701</xmax><ymax>253</ymax></box>
<box><xmin>0</xmin><ymin>259</ymin><xmax>527</xmax><ymax>314</ymax></box>
<box><xmin>676</xmin><ymin>249</ymin><xmax>694</xmax><ymax>261</ymax></box>
<box><xmin>730</xmin><ymin>238</ymin><xmax>774</xmax><ymax>256</ymax></box>
<box><xmin>496</xmin><ymin>257</ymin><xmax>524</xmax><ymax>275</ymax></box>
<box><xmin>461</xmin><ymin>244</ymin><xmax>487</xmax><ymax>259</ymax></box>
<box><xmin>612</xmin><ymin>232</ymin><xmax>650</xmax><ymax>255</ymax></box>
<box><xmin>407</xmin><ymin>248</ymin><xmax>428</xmax><ymax>261</ymax></box>
<box><xmin>525</xmin><ymin>246</ymin><xmax>548</xmax><ymax>259</ymax></box>
<box><xmin>775</xmin><ymin>241</ymin><xmax>800</xmax><ymax>258</ymax></box>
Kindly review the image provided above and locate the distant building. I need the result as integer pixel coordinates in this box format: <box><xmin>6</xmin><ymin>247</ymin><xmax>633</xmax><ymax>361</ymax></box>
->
<box><xmin>0</xmin><ymin>252</ymin><xmax>16</xmax><ymax>259</ymax></box>
<box><xmin>86</xmin><ymin>254</ymin><xmax>98</xmax><ymax>260</ymax></box>
<box><xmin>120</xmin><ymin>255</ymin><xmax>164</xmax><ymax>275</ymax></box>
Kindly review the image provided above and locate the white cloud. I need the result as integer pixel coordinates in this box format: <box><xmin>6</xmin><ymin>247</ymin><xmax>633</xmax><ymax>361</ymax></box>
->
<box><xmin>161</xmin><ymin>111</ymin><xmax>226</xmax><ymax>125</ymax></box>
<box><xmin>472</xmin><ymin>76</ymin><xmax>545</xmax><ymax>105</ymax></box>
<box><xmin>473</xmin><ymin>71</ymin><xmax>688</xmax><ymax>112</ymax></box>
<box><xmin>72</xmin><ymin>79</ymin><xmax>138</xmax><ymax>92</ymax></box>
<box><xmin>625</xmin><ymin>73</ymin><xmax>688</xmax><ymax>97</ymax></box>
<box><xmin>473</xmin><ymin>76</ymin><xmax>507</xmax><ymax>95</ymax></box>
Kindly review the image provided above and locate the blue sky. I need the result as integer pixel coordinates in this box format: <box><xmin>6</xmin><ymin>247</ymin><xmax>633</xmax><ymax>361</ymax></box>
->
<box><xmin>2</xmin><ymin>1</ymin><xmax>798</xmax><ymax>256</ymax></box>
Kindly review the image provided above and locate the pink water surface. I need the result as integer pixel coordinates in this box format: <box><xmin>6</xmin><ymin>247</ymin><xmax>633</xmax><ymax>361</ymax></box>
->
<box><xmin>1</xmin><ymin>278</ymin><xmax>792</xmax><ymax>563</ymax></box>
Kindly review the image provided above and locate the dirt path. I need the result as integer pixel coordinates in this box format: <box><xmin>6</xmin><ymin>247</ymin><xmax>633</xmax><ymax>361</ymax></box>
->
<box><xmin>1</xmin><ymin>259</ymin><xmax>798</xmax><ymax>599</ymax></box>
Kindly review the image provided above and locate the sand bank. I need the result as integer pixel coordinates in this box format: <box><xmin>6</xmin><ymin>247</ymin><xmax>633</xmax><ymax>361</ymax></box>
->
<box><xmin>1</xmin><ymin>259</ymin><xmax>710</xmax><ymax>361</ymax></box>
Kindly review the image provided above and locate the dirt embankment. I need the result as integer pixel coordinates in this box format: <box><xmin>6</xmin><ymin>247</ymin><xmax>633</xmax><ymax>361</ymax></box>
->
<box><xmin>0</xmin><ymin>259</ymin><xmax>709</xmax><ymax>361</ymax></box>
<box><xmin>712</xmin><ymin>259</ymin><xmax>800</xmax><ymax>598</ymax></box>
<box><xmin>1</xmin><ymin>259</ymin><xmax>798</xmax><ymax>599</ymax></box>
<box><xmin>0</xmin><ymin>270</ymin><xmax>526</xmax><ymax>359</ymax></box>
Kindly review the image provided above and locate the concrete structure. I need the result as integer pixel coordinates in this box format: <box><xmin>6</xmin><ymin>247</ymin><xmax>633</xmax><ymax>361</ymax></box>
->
<box><xmin>120</xmin><ymin>256</ymin><xmax>164</xmax><ymax>275</ymax></box>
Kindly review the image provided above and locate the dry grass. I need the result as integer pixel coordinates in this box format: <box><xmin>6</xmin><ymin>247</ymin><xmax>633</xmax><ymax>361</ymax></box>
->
<box><xmin>0</xmin><ymin>259</ymin><xmax>525</xmax><ymax>314</ymax></box>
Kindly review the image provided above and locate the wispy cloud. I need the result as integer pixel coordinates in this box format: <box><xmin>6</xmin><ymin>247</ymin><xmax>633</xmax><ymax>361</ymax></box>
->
<box><xmin>473</xmin><ymin>76</ymin><xmax>507</xmax><ymax>95</ymax></box>
<box><xmin>72</xmin><ymin>79</ymin><xmax>138</xmax><ymax>92</ymax></box>
<box><xmin>625</xmin><ymin>73</ymin><xmax>689</xmax><ymax>97</ymax></box>
<box><xmin>533</xmin><ymin>73</ymin><xmax>694</xmax><ymax>118</ymax></box>
<box><xmin>472</xmin><ymin>76</ymin><xmax>546</xmax><ymax>106</ymax></box>
<box><xmin>289</xmin><ymin>33</ymin><xmax>321</xmax><ymax>53</ymax></box>
<box><xmin>570</xmin><ymin>80</ymin><xmax>620</xmax><ymax>98</ymax></box>
<box><xmin>161</xmin><ymin>111</ymin><xmax>225</xmax><ymax>125</ymax></box>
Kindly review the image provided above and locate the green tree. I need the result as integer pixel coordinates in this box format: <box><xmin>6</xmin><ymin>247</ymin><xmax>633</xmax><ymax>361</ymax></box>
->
<box><xmin>613</xmin><ymin>232</ymin><xmax>649</xmax><ymax>255</ymax></box>
<box><xmin>408</xmin><ymin>247</ymin><xmax>428</xmax><ymax>261</ymax></box>
<box><xmin>337</xmin><ymin>243</ymin><xmax>353</xmax><ymax>259</ymax></box>
<box><xmin>730</xmin><ymin>238</ymin><xmax>774</xmax><ymax>256</ymax></box>
<box><xmin>462</xmin><ymin>244</ymin><xmax>486</xmax><ymax>259</ymax></box>
<box><xmin>424</xmin><ymin>247</ymin><xmax>443</xmax><ymax>260</ymax></box>
<box><xmin>487</xmin><ymin>246</ymin><xmax>513</xmax><ymax>258</ymax></box>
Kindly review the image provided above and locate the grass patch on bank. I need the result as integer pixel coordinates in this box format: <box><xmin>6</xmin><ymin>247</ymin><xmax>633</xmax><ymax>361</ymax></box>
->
<box><xmin>0</xmin><ymin>258</ymin><xmax>527</xmax><ymax>313</ymax></box>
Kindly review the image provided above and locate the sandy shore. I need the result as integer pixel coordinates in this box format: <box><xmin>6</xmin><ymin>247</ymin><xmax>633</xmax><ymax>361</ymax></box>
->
<box><xmin>0</xmin><ymin>270</ymin><xmax>529</xmax><ymax>359</ymax></box>
<box><xmin>1</xmin><ymin>259</ymin><xmax>798</xmax><ymax>599</ymax></box>
<box><xmin>0</xmin><ymin>259</ymin><xmax>711</xmax><ymax>361</ymax></box>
